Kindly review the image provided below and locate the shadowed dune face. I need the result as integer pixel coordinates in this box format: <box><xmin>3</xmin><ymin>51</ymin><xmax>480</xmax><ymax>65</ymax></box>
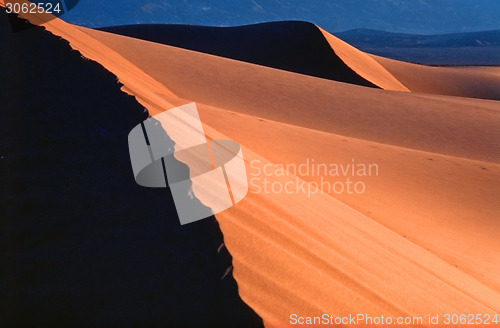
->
<box><xmin>75</xmin><ymin>27</ymin><xmax>500</xmax><ymax>164</ymax></box>
<box><xmin>100</xmin><ymin>21</ymin><xmax>380</xmax><ymax>89</ymax></box>
<box><xmin>0</xmin><ymin>11</ymin><xmax>262</xmax><ymax>327</ymax></box>
<box><xmin>4</xmin><ymin>4</ymin><xmax>500</xmax><ymax>327</ymax></box>
<box><xmin>100</xmin><ymin>21</ymin><xmax>500</xmax><ymax>100</ymax></box>
<box><xmin>317</xmin><ymin>27</ymin><xmax>409</xmax><ymax>91</ymax></box>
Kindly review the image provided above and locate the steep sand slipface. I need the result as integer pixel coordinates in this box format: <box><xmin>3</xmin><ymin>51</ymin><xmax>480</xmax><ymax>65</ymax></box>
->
<box><xmin>98</xmin><ymin>22</ymin><xmax>500</xmax><ymax>101</ymax></box>
<box><xmin>370</xmin><ymin>54</ymin><xmax>500</xmax><ymax>100</ymax></box>
<box><xmin>196</xmin><ymin>104</ymin><xmax>500</xmax><ymax>294</ymax></box>
<box><xmin>199</xmin><ymin>119</ymin><xmax>500</xmax><ymax>327</ymax></box>
<box><xmin>8</xmin><ymin>4</ymin><xmax>500</xmax><ymax>326</ymax></box>
<box><xmin>317</xmin><ymin>27</ymin><xmax>409</xmax><ymax>92</ymax></box>
<box><xmin>76</xmin><ymin>28</ymin><xmax>500</xmax><ymax>164</ymax></box>
<box><xmin>99</xmin><ymin>21</ymin><xmax>381</xmax><ymax>89</ymax></box>
<box><xmin>214</xmin><ymin>156</ymin><xmax>500</xmax><ymax>328</ymax></box>
<box><xmin>324</xmin><ymin>26</ymin><xmax>500</xmax><ymax>100</ymax></box>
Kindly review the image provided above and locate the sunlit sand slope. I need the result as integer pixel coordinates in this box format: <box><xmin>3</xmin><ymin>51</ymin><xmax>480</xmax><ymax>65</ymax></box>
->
<box><xmin>78</xmin><ymin>28</ymin><xmax>500</xmax><ymax>164</ymax></box>
<box><xmin>317</xmin><ymin>27</ymin><xmax>409</xmax><ymax>91</ymax></box>
<box><xmin>8</xmin><ymin>4</ymin><xmax>500</xmax><ymax>327</ymax></box>
<box><xmin>371</xmin><ymin>54</ymin><xmax>500</xmax><ymax>100</ymax></box>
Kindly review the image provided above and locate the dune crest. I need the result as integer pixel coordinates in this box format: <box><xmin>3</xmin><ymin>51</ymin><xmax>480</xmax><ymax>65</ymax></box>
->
<box><xmin>6</xmin><ymin>3</ymin><xmax>500</xmax><ymax>327</ymax></box>
<box><xmin>100</xmin><ymin>21</ymin><xmax>382</xmax><ymax>89</ymax></box>
<box><xmin>371</xmin><ymin>54</ymin><xmax>500</xmax><ymax>100</ymax></box>
<box><xmin>58</xmin><ymin>27</ymin><xmax>500</xmax><ymax>163</ymax></box>
<box><xmin>2</xmin><ymin>0</ymin><xmax>181</xmax><ymax>113</ymax></box>
<box><xmin>318</xmin><ymin>27</ymin><xmax>409</xmax><ymax>92</ymax></box>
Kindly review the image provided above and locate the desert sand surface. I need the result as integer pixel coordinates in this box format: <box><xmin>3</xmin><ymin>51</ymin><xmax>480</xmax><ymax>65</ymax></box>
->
<box><xmin>8</xmin><ymin>3</ymin><xmax>500</xmax><ymax>326</ymax></box>
<box><xmin>317</xmin><ymin>27</ymin><xmax>408</xmax><ymax>92</ymax></box>
<box><xmin>100</xmin><ymin>21</ymin><xmax>380</xmax><ymax>89</ymax></box>
<box><xmin>1</xmin><ymin>10</ymin><xmax>265</xmax><ymax>326</ymax></box>
<box><xmin>77</xmin><ymin>27</ymin><xmax>500</xmax><ymax>164</ymax></box>
<box><xmin>370</xmin><ymin>54</ymin><xmax>500</xmax><ymax>100</ymax></box>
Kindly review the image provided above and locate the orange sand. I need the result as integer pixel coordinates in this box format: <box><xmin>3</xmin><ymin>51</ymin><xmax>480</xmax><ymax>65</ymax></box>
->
<box><xmin>7</xmin><ymin>3</ymin><xmax>500</xmax><ymax>326</ymax></box>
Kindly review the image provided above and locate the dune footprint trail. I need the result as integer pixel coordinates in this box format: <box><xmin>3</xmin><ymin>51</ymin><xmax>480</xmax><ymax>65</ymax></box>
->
<box><xmin>9</xmin><ymin>4</ymin><xmax>500</xmax><ymax>327</ymax></box>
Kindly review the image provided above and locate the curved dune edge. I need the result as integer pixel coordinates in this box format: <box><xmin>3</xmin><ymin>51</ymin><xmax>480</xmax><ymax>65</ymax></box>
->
<box><xmin>3</xmin><ymin>1</ymin><xmax>180</xmax><ymax>112</ymax></box>
<box><xmin>7</xmin><ymin>4</ymin><xmax>500</xmax><ymax>327</ymax></box>
<box><xmin>98</xmin><ymin>21</ymin><xmax>381</xmax><ymax>89</ymax></box>
<box><xmin>317</xmin><ymin>27</ymin><xmax>409</xmax><ymax>92</ymax></box>
<box><xmin>72</xmin><ymin>27</ymin><xmax>500</xmax><ymax>163</ymax></box>
<box><xmin>196</xmin><ymin>103</ymin><xmax>500</xmax><ymax>292</ymax></box>
<box><xmin>370</xmin><ymin>54</ymin><xmax>500</xmax><ymax>100</ymax></box>
<box><xmin>198</xmin><ymin>115</ymin><xmax>500</xmax><ymax>327</ymax></box>
<box><xmin>216</xmin><ymin>160</ymin><xmax>500</xmax><ymax>328</ymax></box>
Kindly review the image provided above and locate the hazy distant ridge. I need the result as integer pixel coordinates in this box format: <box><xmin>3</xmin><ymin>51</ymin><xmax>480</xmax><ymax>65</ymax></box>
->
<box><xmin>335</xmin><ymin>29</ymin><xmax>500</xmax><ymax>48</ymax></box>
<box><xmin>64</xmin><ymin>0</ymin><xmax>500</xmax><ymax>35</ymax></box>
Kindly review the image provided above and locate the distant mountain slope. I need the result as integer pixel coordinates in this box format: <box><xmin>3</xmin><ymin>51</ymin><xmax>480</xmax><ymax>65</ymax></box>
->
<box><xmin>100</xmin><ymin>22</ymin><xmax>382</xmax><ymax>89</ymax></box>
<box><xmin>64</xmin><ymin>0</ymin><xmax>500</xmax><ymax>35</ymax></box>
<box><xmin>335</xmin><ymin>29</ymin><xmax>500</xmax><ymax>65</ymax></box>
<box><xmin>335</xmin><ymin>29</ymin><xmax>500</xmax><ymax>48</ymax></box>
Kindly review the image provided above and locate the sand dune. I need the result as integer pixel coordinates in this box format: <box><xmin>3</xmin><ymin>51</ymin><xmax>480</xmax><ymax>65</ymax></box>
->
<box><xmin>371</xmin><ymin>54</ymin><xmax>500</xmax><ymax>100</ymax></box>
<box><xmin>101</xmin><ymin>22</ymin><xmax>408</xmax><ymax>91</ymax></box>
<box><xmin>196</xmin><ymin>104</ymin><xmax>500</xmax><ymax>292</ymax></box>
<box><xmin>101</xmin><ymin>22</ymin><xmax>500</xmax><ymax>100</ymax></box>
<box><xmin>214</xmin><ymin>147</ymin><xmax>500</xmax><ymax>327</ymax></box>
<box><xmin>7</xmin><ymin>4</ymin><xmax>500</xmax><ymax>327</ymax></box>
<box><xmin>100</xmin><ymin>22</ymin><xmax>380</xmax><ymax>89</ymax></box>
<box><xmin>74</xmin><ymin>27</ymin><xmax>500</xmax><ymax>164</ymax></box>
<box><xmin>317</xmin><ymin>27</ymin><xmax>408</xmax><ymax>91</ymax></box>
<box><xmin>321</xmin><ymin>27</ymin><xmax>500</xmax><ymax>99</ymax></box>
